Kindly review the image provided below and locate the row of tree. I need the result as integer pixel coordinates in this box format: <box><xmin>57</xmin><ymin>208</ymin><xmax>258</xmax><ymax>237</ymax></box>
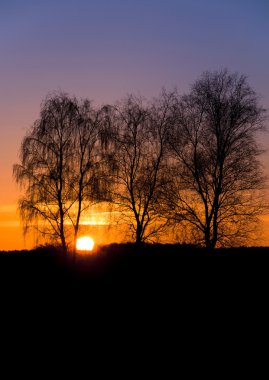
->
<box><xmin>14</xmin><ymin>70</ymin><xmax>267</xmax><ymax>251</ymax></box>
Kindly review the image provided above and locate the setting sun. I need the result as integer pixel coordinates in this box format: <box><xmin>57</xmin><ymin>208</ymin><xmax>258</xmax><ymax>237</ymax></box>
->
<box><xmin>76</xmin><ymin>236</ymin><xmax>95</xmax><ymax>252</ymax></box>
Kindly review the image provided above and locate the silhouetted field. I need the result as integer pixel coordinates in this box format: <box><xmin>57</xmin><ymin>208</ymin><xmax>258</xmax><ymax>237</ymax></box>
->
<box><xmin>1</xmin><ymin>243</ymin><xmax>269</xmax><ymax>289</ymax></box>
<box><xmin>1</xmin><ymin>243</ymin><xmax>269</xmax><ymax>335</ymax></box>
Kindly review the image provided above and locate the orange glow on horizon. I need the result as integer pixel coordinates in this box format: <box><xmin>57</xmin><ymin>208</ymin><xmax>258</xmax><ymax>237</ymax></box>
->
<box><xmin>2</xmin><ymin>203</ymin><xmax>269</xmax><ymax>250</ymax></box>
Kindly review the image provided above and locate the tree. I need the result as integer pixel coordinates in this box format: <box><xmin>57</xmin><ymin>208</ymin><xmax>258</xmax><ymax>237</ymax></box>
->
<box><xmin>67</xmin><ymin>99</ymin><xmax>109</xmax><ymax>250</ymax></box>
<box><xmin>106</xmin><ymin>93</ymin><xmax>176</xmax><ymax>244</ymax></box>
<box><xmin>166</xmin><ymin>70</ymin><xmax>267</xmax><ymax>249</ymax></box>
<box><xmin>14</xmin><ymin>93</ymin><xmax>106</xmax><ymax>252</ymax></box>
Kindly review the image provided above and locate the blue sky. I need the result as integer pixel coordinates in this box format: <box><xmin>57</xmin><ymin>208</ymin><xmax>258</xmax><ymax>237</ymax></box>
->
<box><xmin>1</xmin><ymin>0</ymin><xmax>268</xmax><ymax>104</ymax></box>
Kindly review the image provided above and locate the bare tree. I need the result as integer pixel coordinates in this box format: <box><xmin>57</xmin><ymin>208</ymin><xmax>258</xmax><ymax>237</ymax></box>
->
<box><xmin>107</xmin><ymin>93</ymin><xmax>176</xmax><ymax>244</ymax></box>
<box><xmin>166</xmin><ymin>70</ymin><xmax>267</xmax><ymax>249</ymax></box>
<box><xmin>14</xmin><ymin>93</ymin><xmax>106</xmax><ymax>252</ymax></box>
<box><xmin>67</xmin><ymin>99</ymin><xmax>109</xmax><ymax>250</ymax></box>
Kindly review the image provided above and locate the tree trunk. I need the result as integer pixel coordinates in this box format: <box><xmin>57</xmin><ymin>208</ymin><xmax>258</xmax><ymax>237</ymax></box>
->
<box><xmin>204</xmin><ymin>225</ymin><xmax>215</xmax><ymax>251</ymax></box>
<box><xmin>135</xmin><ymin>223</ymin><xmax>143</xmax><ymax>245</ymax></box>
<box><xmin>60</xmin><ymin>232</ymin><xmax>67</xmax><ymax>254</ymax></box>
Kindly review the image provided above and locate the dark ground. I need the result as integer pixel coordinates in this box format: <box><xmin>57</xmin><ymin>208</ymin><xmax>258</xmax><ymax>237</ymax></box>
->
<box><xmin>1</xmin><ymin>243</ymin><xmax>269</xmax><ymax>333</ymax></box>
<box><xmin>1</xmin><ymin>243</ymin><xmax>268</xmax><ymax>364</ymax></box>
<box><xmin>1</xmin><ymin>243</ymin><xmax>269</xmax><ymax>292</ymax></box>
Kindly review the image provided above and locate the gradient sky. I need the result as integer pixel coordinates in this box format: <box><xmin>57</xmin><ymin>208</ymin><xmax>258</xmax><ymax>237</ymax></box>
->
<box><xmin>0</xmin><ymin>0</ymin><xmax>269</xmax><ymax>249</ymax></box>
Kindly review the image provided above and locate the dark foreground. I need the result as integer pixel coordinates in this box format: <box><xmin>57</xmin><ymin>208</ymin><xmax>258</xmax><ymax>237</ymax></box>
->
<box><xmin>1</xmin><ymin>243</ymin><xmax>269</xmax><ymax>354</ymax></box>
<box><xmin>1</xmin><ymin>243</ymin><xmax>269</xmax><ymax>289</ymax></box>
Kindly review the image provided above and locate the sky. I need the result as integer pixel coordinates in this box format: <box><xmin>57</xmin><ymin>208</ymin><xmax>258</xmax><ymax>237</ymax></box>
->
<box><xmin>0</xmin><ymin>0</ymin><xmax>269</xmax><ymax>249</ymax></box>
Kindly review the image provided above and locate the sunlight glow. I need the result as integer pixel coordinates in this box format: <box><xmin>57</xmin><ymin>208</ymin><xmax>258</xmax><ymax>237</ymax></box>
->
<box><xmin>76</xmin><ymin>236</ymin><xmax>95</xmax><ymax>251</ymax></box>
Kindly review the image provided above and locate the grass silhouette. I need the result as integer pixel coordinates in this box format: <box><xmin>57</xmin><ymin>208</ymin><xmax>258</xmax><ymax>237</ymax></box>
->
<box><xmin>1</xmin><ymin>243</ymin><xmax>268</xmax><ymax>337</ymax></box>
<box><xmin>1</xmin><ymin>243</ymin><xmax>269</xmax><ymax>288</ymax></box>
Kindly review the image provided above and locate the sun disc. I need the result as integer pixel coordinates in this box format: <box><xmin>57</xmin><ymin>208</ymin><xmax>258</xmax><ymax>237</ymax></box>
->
<box><xmin>76</xmin><ymin>236</ymin><xmax>95</xmax><ymax>251</ymax></box>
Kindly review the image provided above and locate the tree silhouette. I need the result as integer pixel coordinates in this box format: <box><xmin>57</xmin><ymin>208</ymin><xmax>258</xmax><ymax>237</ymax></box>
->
<box><xmin>67</xmin><ymin>99</ymin><xmax>109</xmax><ymax>250</ymax></box>
<box><xmin>105</xmin><ymin>93</ymin><xmax>176</xmax><ymax>244</ymax></box>
<box><xmin>13</xmin><ymin>71</ymin><xmax>267</xmax><ymax>250</ymax></box>
<box><xmin>13</xmin><ymin>93</ymin><xmax>107</xmax><ymax>252</ymax></box>
<box><xmin>165</xmin><ymin>70</ymin><xmax>267</xmax><ymax>249</ymax></box>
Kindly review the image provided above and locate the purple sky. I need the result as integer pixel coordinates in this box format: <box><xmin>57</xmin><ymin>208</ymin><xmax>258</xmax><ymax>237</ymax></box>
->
<box><xmin>0</xmin><ymin>0</ymin><xmax>269</xmax><ymax>247</ymax></box>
